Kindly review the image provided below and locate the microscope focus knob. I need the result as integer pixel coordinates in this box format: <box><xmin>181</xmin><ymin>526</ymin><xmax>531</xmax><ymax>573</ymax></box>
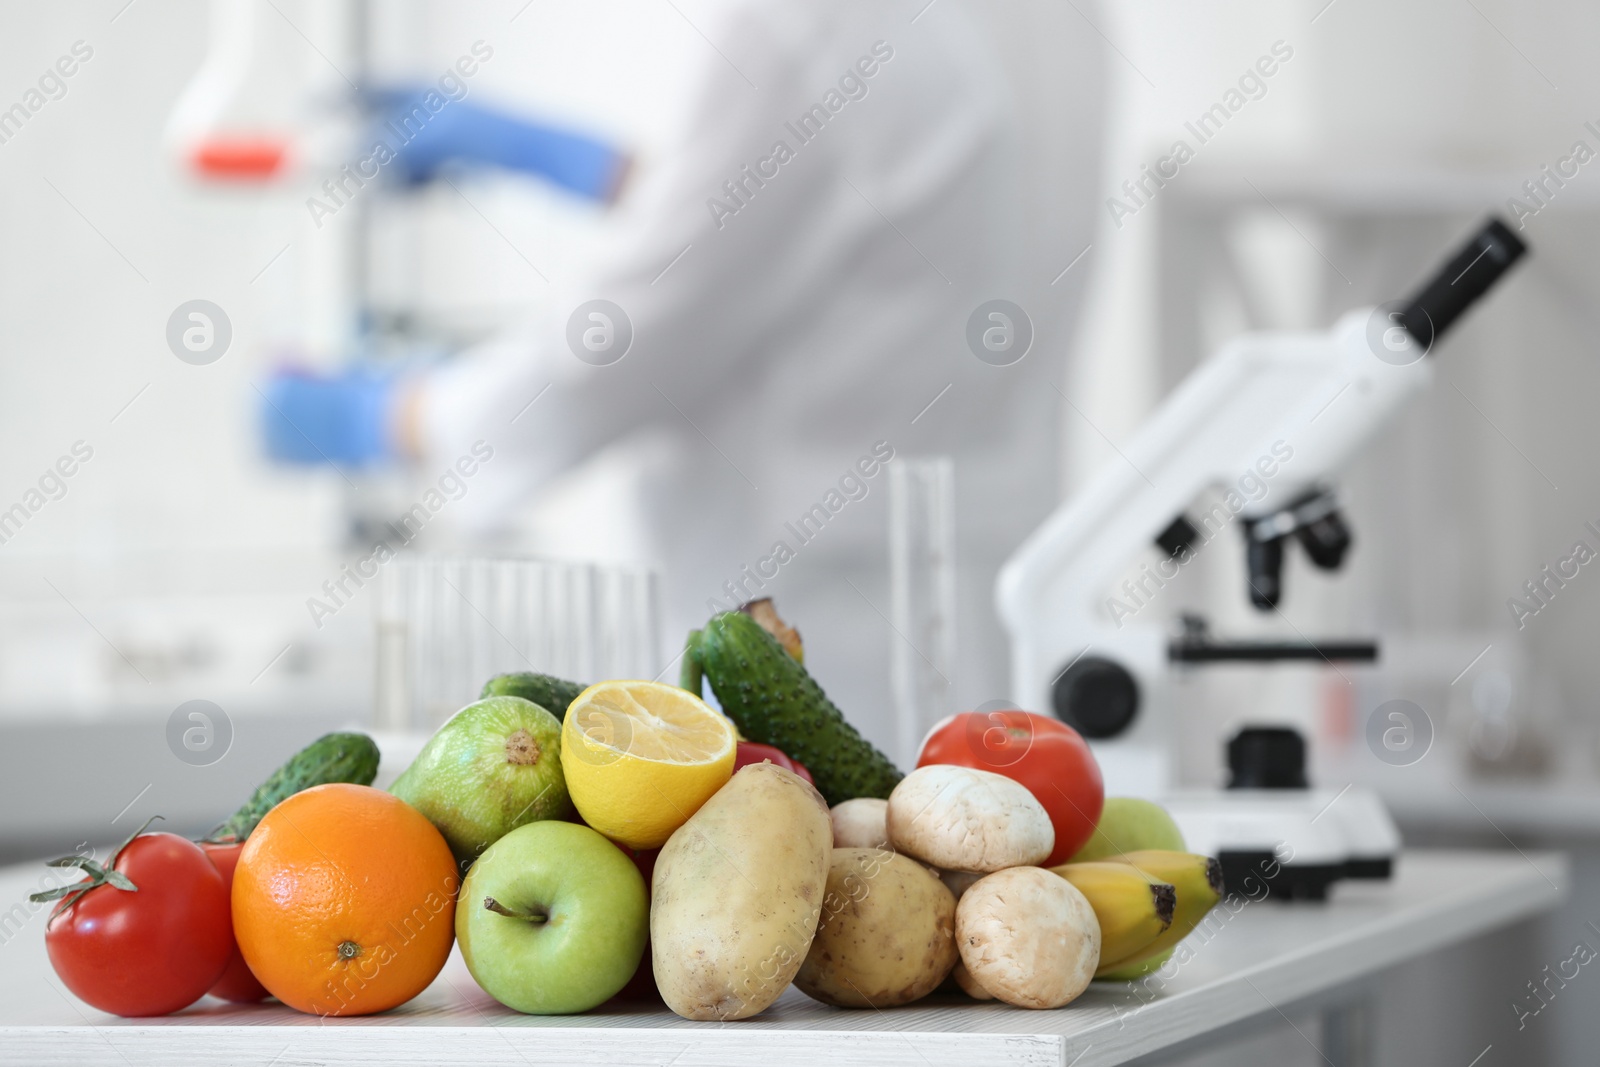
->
<box><xmin>1051</xmin><ymin>656</ymin><xmax>1139</xmax><ymax>739</ymax></box>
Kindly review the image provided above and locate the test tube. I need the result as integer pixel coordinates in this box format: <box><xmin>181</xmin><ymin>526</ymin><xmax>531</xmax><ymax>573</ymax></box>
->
<box><xmin>889</xmin><ymin>457</ymin><xmax>956</xmax><ymax>766</ymax></box>
<box><xmin>374</xmin><ymin>555</ymin><xmax>661</xmax><ymax>732</ymax></box>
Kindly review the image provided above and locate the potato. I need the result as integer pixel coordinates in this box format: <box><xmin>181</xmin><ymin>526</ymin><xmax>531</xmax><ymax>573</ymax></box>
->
<box><xmin>951</xmin><ymin>960</ymin><xmax>995</xmax><ymax>1000</ymax></box>
<box><xmin>956</xmin><ymin>866</ymin><xmax>1100</xmax><ymax>1009</ymax></box>
<box><xmin>651</xmin><ymin>762</ymin><xmax>832</xmax><ymax>1020</ymax></box>
<box><xmin>830</xmin><ymin>797</ymin><xmax>890</xmax><ymax>849</ymax></box>
<box><xmin>795</xmin><ymin>847</ymin><xmax>958</xmax><ymax>1008</ymax></box>
<box><xmin>887</xmin><ymin>764</ymin><xmax>1054</xmax><ymax>872</ymax></box>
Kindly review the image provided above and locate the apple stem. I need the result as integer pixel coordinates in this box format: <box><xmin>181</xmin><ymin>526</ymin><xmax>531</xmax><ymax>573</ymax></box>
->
<box><xmin>482</xmin><ymin>896</ymin><xmax>548</xmax><ymax>923</ymax></box>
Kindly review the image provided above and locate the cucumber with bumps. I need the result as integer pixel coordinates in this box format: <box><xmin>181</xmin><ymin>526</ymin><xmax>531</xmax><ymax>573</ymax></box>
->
<box><xmin>205</xmin><ymin>731</ymin><xmax>380</xmax><ymax>842</ymax></box>
<box><xmin>480</xmin><ymin>671</ymin><xmax>587</xmax><ymax>721</ymax></box>
<box><xmin>683</xmin><ymin>611</ymin><xmax>902</xmax><ymax>806</ymax></box>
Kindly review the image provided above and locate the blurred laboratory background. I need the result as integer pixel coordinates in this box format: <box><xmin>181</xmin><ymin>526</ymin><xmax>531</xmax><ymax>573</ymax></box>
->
<box><xmin>2</xmin><ymin>0</ymin><xmax>1599</xmax><ymax>1062</ymax></box>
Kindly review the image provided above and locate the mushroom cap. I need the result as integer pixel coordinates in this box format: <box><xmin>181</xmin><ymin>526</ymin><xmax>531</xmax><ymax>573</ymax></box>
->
<box><xmin>955</xmin><ymin>866</ymin><xmax>1101</xmax><ymax>1009</ymax></box>
<box><xmin>829</xmin><ymin>797</ymin><xmax>890</xmax><ymax>850</ymax></box>
<box><xmin>886</xmin><ymin>764</ymin><xmax>1054</xmax><ymax>872</ymax></box>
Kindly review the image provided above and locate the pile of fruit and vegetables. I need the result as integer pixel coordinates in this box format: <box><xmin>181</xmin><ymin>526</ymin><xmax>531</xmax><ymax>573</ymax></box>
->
<box><xmin>33</xmin><ymin>598</ymin><xmax>1225</xmax><ymax>1020</ymax></box>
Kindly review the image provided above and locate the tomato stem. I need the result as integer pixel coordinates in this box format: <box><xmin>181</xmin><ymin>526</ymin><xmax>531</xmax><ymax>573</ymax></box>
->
<box><xmin>112</xmin><ymin>815</ymin><xmax>164</xmax><ymax>867</ymax></box>
<box><xmin>30</xmin><ymin>816</ymin><xmax>163</xmax><ymax>913</ymax></box>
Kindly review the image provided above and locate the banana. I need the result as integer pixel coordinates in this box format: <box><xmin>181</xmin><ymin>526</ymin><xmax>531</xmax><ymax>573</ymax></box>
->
<box><xmin>1096</xmin><ymin>947</ymin><xmax>1174</xmax><ymax>981</ymax></box>
<box><xmin>1094</xmin><ymin>850</ymin><xmax>1224</xmax><ymax>975</ymax></box>
<box><xmin>1048</xmin><ymin>861</ymin><xmax>1175</xmax><ymax>973</ymax></box>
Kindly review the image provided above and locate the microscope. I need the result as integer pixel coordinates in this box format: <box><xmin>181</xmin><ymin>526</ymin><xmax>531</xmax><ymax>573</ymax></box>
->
<box><xmin>998</xmin><ymin>219</ymin><xmax>1527</xmax><ymax>897</ymax></box>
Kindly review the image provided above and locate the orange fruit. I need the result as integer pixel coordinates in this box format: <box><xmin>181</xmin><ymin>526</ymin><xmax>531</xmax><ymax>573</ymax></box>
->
<box><xmin>232</xmin><ymin>783</ymin><xmax>458</xmax><ymax>1016</ymax></box>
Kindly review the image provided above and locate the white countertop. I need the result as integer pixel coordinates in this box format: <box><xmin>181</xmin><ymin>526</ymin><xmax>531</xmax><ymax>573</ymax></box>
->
<box><xmin>0</xmin><ymin>850</ymin><xmax>1566</xmax><ymax>1067</ymax></box>
<box><xmin>1385</xmin><ymin>781</ymin><xmax>1600</xmax><ymax>838</ymax></box>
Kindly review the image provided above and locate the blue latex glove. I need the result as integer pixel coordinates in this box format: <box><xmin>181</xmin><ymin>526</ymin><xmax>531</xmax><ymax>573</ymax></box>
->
<box><xmin>372</xmin><ymin>88</ymin><xmax>629</xmax><ymax>202</ymax></box>
<box><xmin>260</xmin><ymin>366</ymin><xmax>398</xmax><ymax>467</ymax></box>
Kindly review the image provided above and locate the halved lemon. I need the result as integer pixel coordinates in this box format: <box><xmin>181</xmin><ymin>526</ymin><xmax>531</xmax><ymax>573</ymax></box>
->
<box><xmin>559</xmin><ymin>680</ymin><xmax>737</xmax><ymax>849</ymax></box>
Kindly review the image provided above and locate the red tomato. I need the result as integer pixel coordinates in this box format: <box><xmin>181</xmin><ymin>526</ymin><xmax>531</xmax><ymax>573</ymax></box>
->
<box><xmin>200</xmin><ymin>842</ymin><xmax>271</xmax><ymax>1003</ymax></box>
<box><xmin>789</xmin><ymin>758</ymin><xmax>815</xmax><ymax>787</ymax></box>
<box><xmin>734</xmin><ymin>741</ymin><xmax>815</xmax><ymax>787</ymax></box>
<box><xmin>611</xmin><ymin>845</ymin><xmax>661</xmax><ymax>1003</ymax></box>
<box><xmin>734</xmin><ymin>740</ymin><xmax>794</xmax><ymax>774</ymax></box>
<box><xmin>45</xmin><ymin>832</ymin><xmax>233</xmax><ymax>1016</ymax></box>
<box><xmin>917</xmin><ymin>709</ymin><xmax>1104</xmax><ymax>866</ymax></box>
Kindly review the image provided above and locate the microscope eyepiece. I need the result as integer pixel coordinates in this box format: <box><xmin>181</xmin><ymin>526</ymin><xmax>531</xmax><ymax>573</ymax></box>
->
<box><xmin>1398</xmin><ymin>217</ymin><xmax>1527</xmax><ymax>351</ymax></box>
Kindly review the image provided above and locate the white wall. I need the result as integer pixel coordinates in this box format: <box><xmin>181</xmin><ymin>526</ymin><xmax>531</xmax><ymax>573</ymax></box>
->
<box><xmin>0</xmin><ymin>0</ymin><xmax>691</xmax><ymax>719</ymax></box>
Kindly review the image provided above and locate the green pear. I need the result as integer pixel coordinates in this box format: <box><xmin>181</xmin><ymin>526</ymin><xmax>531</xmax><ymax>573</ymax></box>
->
<box><xmin>1068</xmin><ymin>797</ymin><xmax>1185</xmax><ymax>864</ymax></box>
<box><xmin>392</xmin><ymin>695</ymin><xmax>572</xmax><ymax>868</ymax></box>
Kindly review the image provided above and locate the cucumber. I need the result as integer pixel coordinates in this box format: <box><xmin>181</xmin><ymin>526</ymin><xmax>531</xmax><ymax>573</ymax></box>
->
<box><xmin>480</xmin><ymin>672</ymin><xmax>587</xmax><ymax>721</ymax></box>
<box><xmin>205</xmin><ymin>731</ymin><xmax>380</xmax><ymax>843</ymax></box>
<box><xmin>683</xmin><ymin>612</ymin><xmax>903</xmax><ymax>806</ymax></box>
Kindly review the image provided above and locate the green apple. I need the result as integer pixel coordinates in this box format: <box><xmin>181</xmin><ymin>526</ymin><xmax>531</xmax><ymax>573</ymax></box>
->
<box><xmin>457</xmin><ymin>820</ymin><xmax>648</xmax><ymax>1014</ymax></box>
<box><xmin>1068</xmin><ymin>797</ymin><xmax>1186</xmax><ymax>863</ymax></box>
<box><xmin>392</xmin><ymin>695</ymin><xmax>572</xmax><ymax>867</ymax></box>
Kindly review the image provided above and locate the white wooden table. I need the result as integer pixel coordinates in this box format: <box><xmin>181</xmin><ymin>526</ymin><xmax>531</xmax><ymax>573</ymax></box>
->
<box><xmin>0</xmin><ymin>850</ymin><xmax>1566</xmax><ymax>1066</ymax></box>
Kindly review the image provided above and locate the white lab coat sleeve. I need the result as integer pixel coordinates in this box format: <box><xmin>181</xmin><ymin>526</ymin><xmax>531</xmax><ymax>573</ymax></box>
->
<box><xmin>419</xmin><ymin>3</ymin><xmax>857</xmax><ymax>508</ymax></box>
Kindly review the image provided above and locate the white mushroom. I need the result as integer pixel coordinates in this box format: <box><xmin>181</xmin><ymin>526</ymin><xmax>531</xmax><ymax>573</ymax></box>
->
<box><xmin>955</xmin><ymin>866</ymin><xmax>1100</xmax><ymax>1010</ymax></box>
<box><xmin>829</xmin><ymin>797</ymin><xmax>890</xmax><ymax>850</ymax></box>
<box><xmin>886</xmin><ymin>764</ymin><xmax>1054</xmax><ymax>872</ymax></box>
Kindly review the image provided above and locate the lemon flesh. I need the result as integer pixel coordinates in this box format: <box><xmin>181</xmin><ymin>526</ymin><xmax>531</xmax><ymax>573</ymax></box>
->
<box><xmin>560</xmin><ymin>681</ymin><xmax>736</xmax><ymax>850</ymax></box>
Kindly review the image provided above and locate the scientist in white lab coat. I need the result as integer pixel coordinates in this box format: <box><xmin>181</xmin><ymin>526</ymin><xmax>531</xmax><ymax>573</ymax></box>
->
<box><xmin>267</xmin><ymin>0</ymin><xmax>1106</xmax><ymax>751</ymax></box>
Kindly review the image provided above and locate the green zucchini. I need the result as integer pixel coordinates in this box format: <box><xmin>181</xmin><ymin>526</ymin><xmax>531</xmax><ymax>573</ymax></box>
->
<box><xmin>683</xmin><ymin>612</ymin><xmax>903</xmax><ymax>806</ymax></box>
<box><xmin>479</xmin><ymin>672</ymin><xmax>587</xmax><ymax>720</ymax></box>
<box><xmin>205</xmin><ymin>731</ymin><xmax>380</xmax><ymax>842</ymax></box>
